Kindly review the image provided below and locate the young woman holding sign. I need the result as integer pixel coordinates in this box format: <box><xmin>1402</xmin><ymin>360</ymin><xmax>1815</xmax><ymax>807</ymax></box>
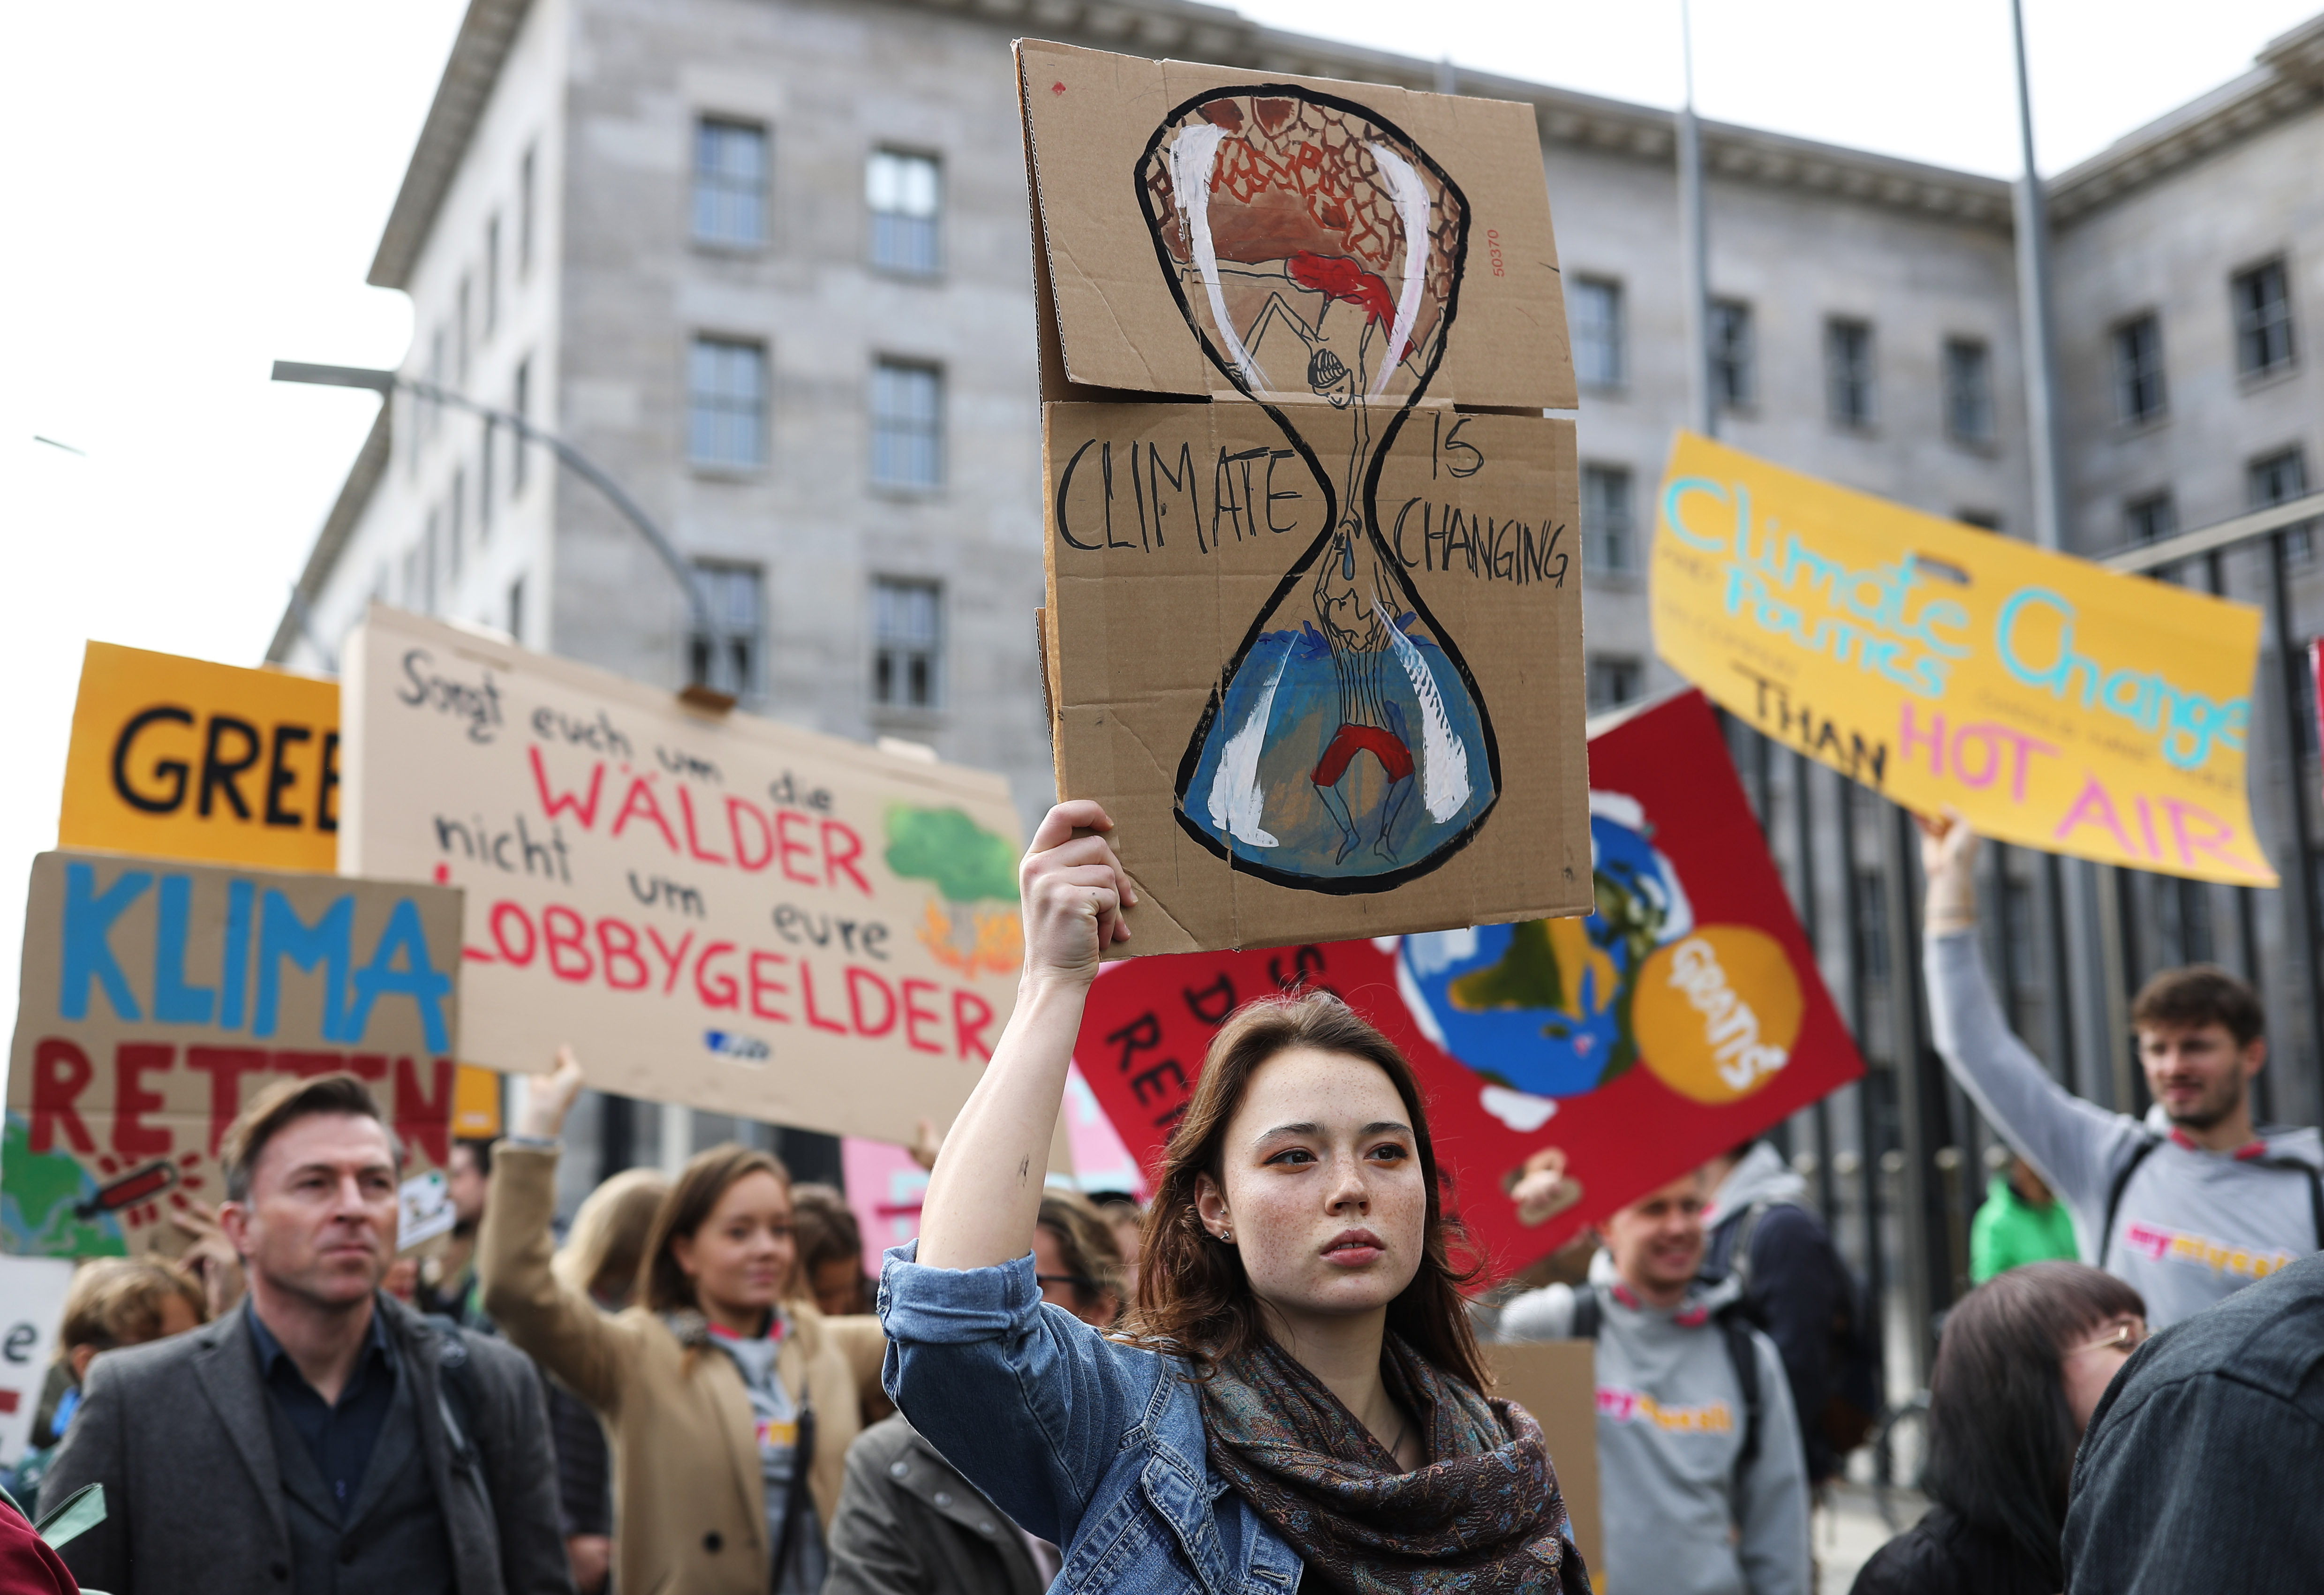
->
<box><xmin>881</xmin><ymin>799</ymin><xmax>1589</xmax><ymax>1594</ymax></box>
<box><xmin>481</xmin><ymin>1061</ymin><xmax>887</xmax><ymax>1595</ymax></box>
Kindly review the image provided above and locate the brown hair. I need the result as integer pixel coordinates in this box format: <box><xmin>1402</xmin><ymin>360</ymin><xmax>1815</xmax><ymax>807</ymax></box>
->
<box><xmin>59</xmin><ymin>1256</ymin><xmax>208</xmax><ymax>1355</ymax></box>
<box><xmin>641</xmin><ymin>1144</ymin><xmax>792</xmax><ymax>1315</ymax></box>
<box><xmin>1038</xmin><ymin>1189</ymin><xmax>1127</xmax><ymax>1323</ymax></box>
<box><xmin>1924</xmin><ymin>1261</ymin><xmax>2146</xmax><ymax>1583</ymax></box>
<box><xmin>220</xmin><ymin>1073</ymin><xmax>396</xmax><ymax>1202</ymax></box>
<box><xmin>552</xmin><ymin>1166</ymin><xmax>671</xmax><ymax>1305</ymax></box>
<box><xmin>1124</xmin><ymin>989</ymin><xmax>1486</xmax><ymax>1388</ymax></box>
<box><xmin>2132</xmin><ymin>964</ymin><xmax>2264</xmax><ymax>1047</ymax></box>
<box><xmin>791</xmin><ymin>1184</ymin><xmax>865</xmax><ymax>1298</ymax></box>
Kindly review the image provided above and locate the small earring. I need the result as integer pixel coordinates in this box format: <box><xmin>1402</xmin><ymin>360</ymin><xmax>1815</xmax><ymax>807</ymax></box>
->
<box><xmin>1220</xmin><ymin>1228</ymin><xmax>1233</xmax><ymax>1243</ymax></box>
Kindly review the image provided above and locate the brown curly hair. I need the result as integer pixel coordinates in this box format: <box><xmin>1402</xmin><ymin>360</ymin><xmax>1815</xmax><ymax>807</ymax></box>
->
<box><xmin>1121</xmin><ymin>989</ymin><xmax>1486</xmax><ymax>1389</ymax></box>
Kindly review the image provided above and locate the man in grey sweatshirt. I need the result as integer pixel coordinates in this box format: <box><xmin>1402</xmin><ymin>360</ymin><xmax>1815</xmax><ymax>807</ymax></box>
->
<box><xmin>1921</xmin><ymin>814</ymin><xmax>2324</xmax><ymax>1326</ymax></box>
<box><xmin>1488</xmin><ymin>1169</ymin><xmax>1811</xmax><ymax>1595</ymax></box>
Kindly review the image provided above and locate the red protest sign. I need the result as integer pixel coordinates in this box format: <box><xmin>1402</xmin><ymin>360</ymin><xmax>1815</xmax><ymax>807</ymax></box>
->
<box><xmin>1074</xmin><ymin>689</ymin><xmax>1864</xmax><ymax>1276</ymax></box>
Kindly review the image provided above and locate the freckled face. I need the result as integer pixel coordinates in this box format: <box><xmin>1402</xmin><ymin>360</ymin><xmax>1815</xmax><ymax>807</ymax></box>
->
<box><xmin>1196</xmin><ymin>1048</ymin><xmax>1428</xmax><ymax>1328</ymax></box>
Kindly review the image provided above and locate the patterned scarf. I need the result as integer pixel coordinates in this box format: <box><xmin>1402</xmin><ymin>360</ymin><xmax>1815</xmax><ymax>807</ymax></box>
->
<box><xmin>1199</xmin><ymin>1336</ymin><xmax>1589</xmax><ymax>1595</ymax></box>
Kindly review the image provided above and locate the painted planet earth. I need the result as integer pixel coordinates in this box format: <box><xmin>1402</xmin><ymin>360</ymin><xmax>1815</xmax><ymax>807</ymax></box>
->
<box><xmin>1397</xmin><ymin>792</ymin><xmax>1691</xmax><ymax>1101</ymax></box>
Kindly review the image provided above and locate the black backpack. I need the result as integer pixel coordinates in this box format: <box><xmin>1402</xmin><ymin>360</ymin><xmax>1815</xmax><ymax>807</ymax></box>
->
<box><xmin>2098</xmin><ymin>1134</ymin><xmax>2324</xmax><ymax>1269</ymax></box>
<box><xmin>1568</xmin><ymin>1286</ymin><xmax>1763</xmax><ymax>1482</ymax></box>
<box><xmin>1718</xmin><ymin>1200</ymin><xmax>1882</xmax><ymax>1457</ymax></box>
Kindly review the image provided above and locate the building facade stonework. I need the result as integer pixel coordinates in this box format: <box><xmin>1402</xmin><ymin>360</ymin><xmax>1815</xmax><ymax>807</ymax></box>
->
<box><xmin>275</xmin><ymin>0</ymin><xmax>2324</xmax><ymax>1146</ymax></box>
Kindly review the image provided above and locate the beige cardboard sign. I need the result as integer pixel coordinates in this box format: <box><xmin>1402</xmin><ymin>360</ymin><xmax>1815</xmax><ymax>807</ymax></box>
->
<box><xmin>1020</xmin><ymin>42</ymin><xmax>1589</xmax><ymax>954</ymax></box>
<box><xmin>340</xmin><ymin>607</ymin><xmax>1025</xmax><ymax>1142</ymax></box>
<box><xmin>1487</xmin><ymin>1340</ymin><xmax>1603</xmax><ymax>1577</ymax></box>
<box><xmin>5</xmin><ymin>850</ymin><xmax>463</xmax><ymax>1256</ymax></box>
<box><xmin>1019</xmin><ymin>40</ymin><xmax>1574</xmax><ymax>409</ymax></box>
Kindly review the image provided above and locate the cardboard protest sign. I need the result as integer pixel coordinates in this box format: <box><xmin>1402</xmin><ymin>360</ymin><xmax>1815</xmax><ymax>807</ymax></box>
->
<box><xmin>0</xmin><ymin>1256</ymin><xmax>73</xmax><ymax>1461</ymax></box>
<box><xmin>1486</xmin><ymin>1342</ymin><xmax>1602</xmax><ymax>1576</ymax></box>
<box><xmin>340</xmin><ymin>606</ymin><xmax>1024</xmax><ymax>1144</ymax></box>
<box><xmin>1654</xmin><ymin>433</ymin><xmax>2272</xmax><ymax>884</ymax></box>
<box><xmin>4</xmin><ymin>851</ymin><xmax>463</xmax><ymax>1257</ymax></box>
<box><xmin>1072</xmin><ymin>689</ymin><xmax>1863</xmax><ymax>1273</ymax></box>
<box><xmin>1021</xmin><ymin>40</ymin><xmax>1590</xmax><ymax>955</ymax></box>
<box><xmin>60</xmin><ymin>642</ymin><xmax>342</xmax><ymax>872</ymax></box>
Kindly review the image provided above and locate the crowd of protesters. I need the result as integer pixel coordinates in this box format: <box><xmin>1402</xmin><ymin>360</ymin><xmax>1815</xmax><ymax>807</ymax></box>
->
<box><xmin>7</xmin><ymin>801</ymin><xmax>2324</xmax><ymax>1593</ymax></box>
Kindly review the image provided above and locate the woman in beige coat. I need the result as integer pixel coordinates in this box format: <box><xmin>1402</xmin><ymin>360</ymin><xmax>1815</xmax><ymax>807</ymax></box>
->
<box><xmin>482</xmin><ymin>1049</ymin><xmax>886</xmax><ymax>1595</ymax></box>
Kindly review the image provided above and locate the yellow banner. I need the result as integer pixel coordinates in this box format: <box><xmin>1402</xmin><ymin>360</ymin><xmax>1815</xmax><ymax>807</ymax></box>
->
<box><xmin>60</xmin><ymin>642</ymin><xmax>341</xmax><ymax>873</ymax></box>
<box><xmin>56</xmin><ymin>640</ymin><xmax>505</xmax><ymax>1110</ymax></box>
<box><xmin>1652</xmin><ymin>434</ymin><xmax>2272</xmax><ymax>886</ymax></box>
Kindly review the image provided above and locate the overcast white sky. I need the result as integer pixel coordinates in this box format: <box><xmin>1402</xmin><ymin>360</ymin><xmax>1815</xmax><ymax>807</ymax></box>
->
<box><xmin>0</xmin><ymin>0</ymin><xmax>2317</xmax><ymax>1034</ymax></box>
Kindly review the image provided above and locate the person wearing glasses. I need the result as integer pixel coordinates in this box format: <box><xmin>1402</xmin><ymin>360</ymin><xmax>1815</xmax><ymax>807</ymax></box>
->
<box><xmin>482</xmin><ymin>1050</ymin><xmax>889</xmax><ymax>1595</ymax></box>
<box><xmin>1850</xmin><ymin>1262</ymin><xmax>2146</xmax><ymax>1595</ymax></box>
<box><xmin>826</xmin><ymin>1192</ymin><xmax>1126</xmax><ymax>1595</ymax></box>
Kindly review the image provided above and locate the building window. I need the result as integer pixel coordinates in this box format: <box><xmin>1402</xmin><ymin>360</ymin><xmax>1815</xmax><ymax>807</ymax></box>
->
<box><xmin>689</xmin><ymin>563</ymin><xmax>763</xmax><ymax>697</ymax></box>
<box><xmin>1710</xmin><ymin>299</ymin><xmax>1753</xmax><ymax>408</ymax></box>
<box><xmin>688</xmin><ymin>336</ymin><xmax>768</xmax><ymax>469</ymax></box>
<box><xmin>511</xmin><ymin>358</ymin><xmax>531</xmax><ymax>493</ymax></box>
<box><xmin>1826</xmin><ymin>317</ymin><xmax>1875</xmax><ymax>428</ymax></box>
<box><xmin>868</xmin><ymin>150</ymin><xmax>942</xmax><ymax>274</ymax></box>
<box><xmin>1569</xmin><ymin>277</ymin><xmax>1623</xmax><ymax>389</ymax></box>
<box><xmin>423</xmin><ymin>510</ymin><xmax>441</xmax><ymax>613</ymax></box>
<box><xmin>479</xmin><ymin>428</ymin><xmax>495</xmax><ymax>536</ymax></box>
<box><xmin>693</xmin><ymin>118</ymin><xmax>768</xmax><ymax>247</ymax></box>
<box><xmin>484</xmin><ymin>215</ymin><xmax>501</xmax><ymax>338</ymax></box>
<box><xmin>2125</xmin><ymin>491</ymin><xmax>2176</xmax><ymax>545</ymax></box>
<box><xmin>1587</xmin><ymin>655</ymin><xmax>1642</xmax><ymax>713</ymax></box>
<box><xmin>2114</xmin><ymin>313</ymin><xmax>2166</xmax><ymax>424</ymax></box>
<box><xmin>1581</xmin><ymin>464</ymin><xmax>1635</xmax><ymax>575</ymax></box>
<box><xmin>2249</xmin><ymin>447</ymin><xmax>2313</xmax><ymax>562</ymax></box>
<box><xmin>871</xmin><ymin>358</ymin><xmax>943</xmax><ymax>487</ymax></box>
<box><xmin>873</xmin><ymin>578</ymin><xmax>943</xmax><ymax>709</ymax></box>
<box><xmin>1944</xmin><ymin>337</ymin><xmax>1992</xmax><ymax>444</ymax></box>
<box><xmin>2233</xmin><ymin>258</ymin><xmax>2295</xmax><ymax>378</ymax></box>
<box><xmin>449</xmin><ymin>467</ymin><xmax>466</xmax><ymax>580</ymax></box>
<box><xmin>518</xmin><ymin>143</ymin><xmax>537</xmax><ymax>277</ymax></box>
<box><xmin>507</xmin><ymin>575</ymin><xmax>526</xmax><ymax>645</ymax></box>
<box><xmin>400</xmin><ymin>546</ymin><xmax>421</xmax><ymax>610</ymax></box>
<box><xmin>427</xmin><ymin>327</ymin><xmax>446</xmax><ymax>438</ymax></box>
<box><xmin>456</xmin><ymin>276</ymin><xmax>472</xmax><ymax>388</ymax></box>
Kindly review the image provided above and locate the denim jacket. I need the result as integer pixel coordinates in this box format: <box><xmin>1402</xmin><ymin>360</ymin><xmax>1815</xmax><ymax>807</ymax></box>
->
<box><xmin>877</xmin><ymin>1243</ymin><xmax>1304</xmax><ymax>1595</ymax></box>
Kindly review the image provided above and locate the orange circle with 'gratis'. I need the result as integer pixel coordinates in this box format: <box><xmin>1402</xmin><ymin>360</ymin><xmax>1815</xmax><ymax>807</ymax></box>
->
<box><xmin>1633</xmin><ymin>925</ymin><xmax>1805</xmax><ymax>1106</ymax></box>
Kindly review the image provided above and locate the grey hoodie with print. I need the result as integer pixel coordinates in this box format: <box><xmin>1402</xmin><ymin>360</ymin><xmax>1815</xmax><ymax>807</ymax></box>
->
<box><xmin>1927</xmin><ymin>929</ymin><xmax>2324</xmax><ymax>1326</ymax></box>
<box><xmin>1489</xmin><ymin>1254</ymin><xmax>1811</xmax><ymax>1595</ymax></box>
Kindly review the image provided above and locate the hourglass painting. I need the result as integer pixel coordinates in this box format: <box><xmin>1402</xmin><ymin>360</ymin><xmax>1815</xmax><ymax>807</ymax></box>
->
<box><xmin>1139</xmin><ymin>88</ymin><xmax>1499</xmax><ymax>892</ymax></box>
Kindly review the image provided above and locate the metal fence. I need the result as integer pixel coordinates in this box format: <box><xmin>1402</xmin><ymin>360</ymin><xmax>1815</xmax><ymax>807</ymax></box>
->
<box><xmin>1729</xmin><ymin>488</ymin><xmax>2324</xmax><ymax>1395</ymax></box>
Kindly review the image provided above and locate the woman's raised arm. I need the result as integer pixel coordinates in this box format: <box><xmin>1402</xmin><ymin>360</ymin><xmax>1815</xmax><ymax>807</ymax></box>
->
<box><xmin>916</xmin><ymin>800</ymin><xmax>1134</xmax><ymax>1272</ymax></box>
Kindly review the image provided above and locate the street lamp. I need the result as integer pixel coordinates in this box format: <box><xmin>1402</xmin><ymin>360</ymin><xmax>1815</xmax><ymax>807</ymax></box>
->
<box><xmin>271</xmin><ymin>360</ymin><xmax>721</xmax><ymax>686</ymax></box>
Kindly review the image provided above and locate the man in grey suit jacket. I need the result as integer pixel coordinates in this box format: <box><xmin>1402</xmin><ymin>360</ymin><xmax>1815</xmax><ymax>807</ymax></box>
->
<box><xmin>45</xmin><ymin>1073</ymin><xmax>571</xmax><ymax>1595</ymax></box>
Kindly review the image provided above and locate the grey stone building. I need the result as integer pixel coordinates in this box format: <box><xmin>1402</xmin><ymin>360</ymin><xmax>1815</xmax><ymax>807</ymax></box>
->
<box><xmin>270</xmin><ymin>0</ymin><xmax>2324</xmax><ymax>1263</ymax></box>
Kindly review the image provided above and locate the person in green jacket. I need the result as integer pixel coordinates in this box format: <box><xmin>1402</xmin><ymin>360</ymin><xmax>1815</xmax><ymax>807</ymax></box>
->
<box><xmin>1971</xmin><ymin>1153</ymin><xmax>2082</xmax><ymax>1281</ymax></box>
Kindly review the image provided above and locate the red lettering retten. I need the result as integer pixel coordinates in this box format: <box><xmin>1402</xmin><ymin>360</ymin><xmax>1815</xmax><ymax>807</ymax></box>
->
<box><xmin>394</xmin><ymin>1056</ymin><xmax>456</xmax><ymax>1167</ymax></box>
<box><xmin>31</xmin><ymin>1038</ymin><xmax>97</xmax><ymax>1154</ymax></box>
<box><xmin>187</xmin><ymin>1046</ymin><xmax>268</xmax><ymax>1156</ymax></box>
<box><xmin>113</xmin><ymin>1043</ymin><xmax>174</xmax><ymax>1157</ymax></box>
